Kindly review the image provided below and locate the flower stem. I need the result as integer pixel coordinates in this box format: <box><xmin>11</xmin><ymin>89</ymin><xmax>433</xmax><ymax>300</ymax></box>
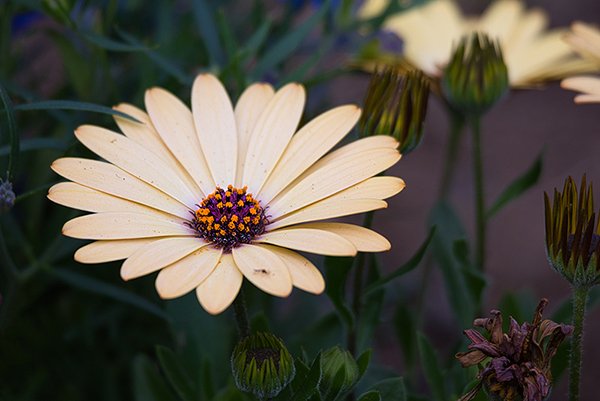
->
<box><xmin>347</xmin><ymin>211</ymin><xmax>374</xmax><ymax>356</ymax></box>
<box><xmin>471</xmin><ymin>117</ymin><xmax>486</xmax><ymax>271</ymax></box>
<box><xmin>233</xmin><ymin>287</ymin><xmax>250</xmax><ymax>339</ymax></box>
<box><xmin>569</xmin><ymin>285</ymin><xmax>589</xmax><ymax>401</ymax></box>
<box><xmin>439</xmin><ymin>111</ymin><xmax>465</xmax><ymax>200</ymax></box>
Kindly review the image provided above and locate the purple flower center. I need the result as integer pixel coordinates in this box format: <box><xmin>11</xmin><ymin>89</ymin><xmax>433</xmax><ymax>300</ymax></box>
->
<box><xmin>190</xmin><ymin>185</ymin><xmax>268</xmax><ymax>251</ymax></box>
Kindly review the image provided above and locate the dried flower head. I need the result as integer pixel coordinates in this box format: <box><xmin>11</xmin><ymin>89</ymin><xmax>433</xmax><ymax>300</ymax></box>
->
<box><xmin>0</xmin><ymin>179</ymin><xmax>15</xmax><ymax>213</ymax></box>
<box><xmin>544</xmin><ymin>175</ymin><xmax>600</xmax><ymax>288</ymax></box>
<box><xmin>456</xmin><ymin>299</ymin><xmax>572</xmax><ymax>401</ymax></box>
<box><xmin>442</xmin><ymin>33</ymin><xmax>509</xmax><ymax>116</ymax></box>
<box><xmin>360</xmin><ymin>67</ymin><xmax>430</xmax><ymax>154</ymax></box>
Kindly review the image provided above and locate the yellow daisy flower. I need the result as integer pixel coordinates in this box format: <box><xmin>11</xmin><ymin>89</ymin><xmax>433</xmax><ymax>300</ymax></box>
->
<box><xmin>562</xmin><ymin>22</ymin><xmax>600</xmax><ymax>103</ymax></box>
<box><xmin>359</xmin><ymin>0</ymin><xmax>594</xmax><ymax>87</ymax></box>
<box><xmin>48</xmin><ymin>74</ymin><xmax>404</xmax><ymax>314</ymax></box>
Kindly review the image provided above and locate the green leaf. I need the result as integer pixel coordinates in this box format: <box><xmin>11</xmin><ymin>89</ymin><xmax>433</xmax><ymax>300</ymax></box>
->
<box><xmin>289</xmin><ymin>353</ymin><xmax>323</xmax><ymax>401</ymax></box>
<box><xmin>82</xmin><ymin>31</ymin><xmax>149</xmax><ymax>52</ymax></box>
<box><xmin>252</xmin><ymin>0</ymin><xmax>330</xmax><ymax>79</ymax></box>
<box><xmin>370</xmin><ymin>377</ymin><xmax>407</xmax><ymax>401</ymax></box>
<box><xmin>282</xmin><ymin>36</ymin><xmax>335</xmax><ymax>84</ymax></box>
<box><xmin>393</xmin><ymin>305</ymin><xmax>417</xmax><ymax>370</ymax></box>
<box><xmin>324</xmin><ymin>256</ymin><xmax>354</xmax><ymax>327</ymax></box>
<box><xmin>453</xmin><ymin>240</ymin><xmax>486</xmax><ymax>307</ymax></box>
<box><xmin>0</xmin><ymin>83</ymin><xmax>18</xmax><ymax>179</ymax></box>
<box><xmin>418</xmin><ymin>333</ymin><xmax>446</xmax><ymax>401</ymax></box>
<box><xmin>192</xmin><ymin>0</ymin><xmax>225</xmax><ymax>66</ymax></box>
<box><xmin>363</xmin><ymin>226</ymin><xmax>436</xmax><ymax>296</ymax></box>
<box><xmin>429</xmin><ymin>201</ymin><xmax>474</xmax><ymax>326</ymax></box>
<box><xmin>132</xmin><ymin>354</ymin><xmax>177</xmax><ymax>401</ymax></box>
<box><xmin>50</xmin><ymin>268</ymin><xmax>169</xmax><ymax>320</ymax></box>
<box><xmin>156</xmin><ymin>346</ymin><xmax>197</xmax><ymax>401</ymax></box>
<box><xmin>14</xmin><ymin>100</ymin><xmax>140</xmax><ymax>122</ymax></box>
<box><xmin>240</xmin><ymin>19</ymin><xmax>272</xmax><ymax>64</ymax></box>
<box><xmin>486</xmin><ymin>153</ymin><xmax>543</xmax><ymax>218</ymax></box>
<box><xmin>0</xmin><ymin>137</ymin><xmax>70</xmax><ymax>156</ymax></box>
<box><xmin>358</xmin><ymin>391</ymin><xmax>381</xmax><ymax>401</ymax></box>
<box><xmin>116</xmin><ymin>29</ymin><xmax>193</xmax><ymax>85</ymax></box>
<box><xmin>356</xmin><ymin>349</ymin><xmax>372</xmax><ymax>379</ymax></box>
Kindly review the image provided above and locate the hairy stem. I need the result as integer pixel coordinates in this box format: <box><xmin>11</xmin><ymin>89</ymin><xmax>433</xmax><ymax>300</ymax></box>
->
<box><xmin>471</xmin><ymin>117</ymin><xmax>486</xmax><ymax>271</ymax></box>
<box><xmin>569</xmin><ymin>285</ymin><xmax>589</xmax><ymax>401</ymax></box>
<box><xmin>233</xmin><ymin>287</ymin><xmax>251</xmax><ymax>339</ymax></box>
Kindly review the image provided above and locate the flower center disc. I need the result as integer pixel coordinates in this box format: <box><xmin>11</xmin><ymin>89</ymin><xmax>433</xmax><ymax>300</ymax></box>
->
<box><xmin>192</xmin><ymin>185</ymin><xmax>267</xmax><ymax>251</ymax></box>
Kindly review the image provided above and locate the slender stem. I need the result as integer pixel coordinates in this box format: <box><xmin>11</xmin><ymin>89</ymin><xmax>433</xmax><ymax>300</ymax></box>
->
<box><xmin>471</xmin><ymin>117</ymin><xmax>486</xmax><ymax>271</ymax></box>
<box><xmin>347</xmin><ymin>211</ymin><xmax>374</xmax><ymax>356</ymax></box>
<box><xmin>439</xmin><ymin>112</ymin><xmax>465</xmax><ymax>200</ymax></box>
<box><xmin>569</xmin><ymin>285</ymin><xmax>589</xmax><ymax>401</ymax></box>
<box><xmin>233</xmin><ymin>287</ymin><xmax>250</xmax><ymax>339</ymax></box>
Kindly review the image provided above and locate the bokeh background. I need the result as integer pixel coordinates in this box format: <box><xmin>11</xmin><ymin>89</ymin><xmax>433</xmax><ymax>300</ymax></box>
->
<box><xmin>2</xmin><ymin>0</ymin><xmax>600</xmax><ymax>400</ymax></box>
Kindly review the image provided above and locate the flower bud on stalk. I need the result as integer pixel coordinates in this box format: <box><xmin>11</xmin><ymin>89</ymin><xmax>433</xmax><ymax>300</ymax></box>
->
<box><xmin>231</xmin><ymin>332</ymin><xmax>295</xmax><ymax>399</ymax></box>
<box><xmin>360</xmin><ymin>67</ymin><xmax>430</xmax><ymax>154</ymax></box>
<box><xmin>0</xmin><ymin>179</ymin><xmax>15</xmax><ymax>213</ymax></box>
<box><xmin>544</xmin><ymin>175</ymin><xmax>600</xmax><ymax>288</ymax></box>
<box><xmin>442</xmin><ymin>33</ymin><xmax>508</xmax><ymax>117</ymax></box>
<box><xmin>319</xmin><ymin>346</ymin><xmax>360</xmax><ymax>398</ymax></box>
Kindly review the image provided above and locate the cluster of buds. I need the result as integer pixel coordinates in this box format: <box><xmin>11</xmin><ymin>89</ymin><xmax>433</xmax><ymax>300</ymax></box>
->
<box><xmin>544</xmin><ymin>175</ymin><xmax>600</xmax><ymax>288</ymax></box>
<box><xmin>360</xmin><ymin>67</ymin><xmax>430</xmax><ymax>154</ymax></box>
<box><xmin>456</xmin><ymin>299</ymin><xmax>572</xmax><ymax>401</ymax></box>
<box><xmin>0</xmin><ymin>179</ymin><xmax>15</xmax><ymax>213</ymax></box>
<box><xmin>230</xmin><ymin>332</ymin><xmax>295</xmax><ymax>399</ymax></box>
<box><xmin>442</xmin><ymin>33</ymin><xmax>509</xmax><ymax>116</ymax></box>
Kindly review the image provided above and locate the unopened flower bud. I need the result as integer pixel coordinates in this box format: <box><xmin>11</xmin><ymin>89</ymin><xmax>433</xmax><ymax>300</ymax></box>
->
<box><xmin>231</xmin><ymin>332</ymin><xmax>295</xmax><ymax>399</ymax></box>
<box><xmin>544</xmin><ymin>175</ymin><xmax>600</xmax><ymax>288</ymax></box>
<box><xmin>319</xmin><ymin>346</ymin><xmax>360</xmax><ymax>398</ymax></box>
<box><xmin>360</xmin><ymin>67</ymin><xmax>430</xmax><ymax>154</ymax></box>
<box><xmin>0</xmin><ymin>179</ymin><xmax>15</xmax><ymax>213</ymax></box>
<box><xmin>442</xmin><ymin>33</ymin><xmax>508</xmax><ymax>116</ymax></box>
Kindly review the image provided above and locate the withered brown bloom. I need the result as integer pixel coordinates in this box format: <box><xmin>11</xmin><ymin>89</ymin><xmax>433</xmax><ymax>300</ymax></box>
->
<box><xmin>456</xmin><ymin>299</ymin><xmax>573</xmax><ymax>401</ymax></box>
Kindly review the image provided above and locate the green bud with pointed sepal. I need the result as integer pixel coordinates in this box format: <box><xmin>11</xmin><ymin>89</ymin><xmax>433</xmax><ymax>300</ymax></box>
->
<box><xmin>360</xmin><ymin>67</ymin><xmax>430</xmax><ymax>154</ymax></box>
<box><xmin>319</xmin><ymin>346</ymin><xmax>360</xmax><ymax>399</ymax></box>
<box><xmin>544</xmin><ymin>175</ymin><xmax>600</xmax><ymax>289</ymax></box>
<box><xmin>442</xmin><ymin>33</ymin><xmax>508</xmax><ymax>117</ymax></box>
<box><xmin>231</xmin><ymin>332</ymin><xmax>295</xmax><ymax>399</ymax></box>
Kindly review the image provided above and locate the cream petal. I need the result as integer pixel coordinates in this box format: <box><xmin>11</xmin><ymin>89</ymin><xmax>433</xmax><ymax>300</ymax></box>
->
<box><xmin>234</xmin><ymin>83</ymin><xmax>275</xmax><ymax>186</ymax></box>
<box><xmin>114</xmin><ymin>104</ymin><xmax>203</xmax><ymax>197</ymax></box>
<box><xmin>561</xmin><ymin>76</ymin><xmax>600</xmax><ymax>95</ymax></box>
<box><xmin>299</xmin><ymin>222</ymin><xmax>391</xmax><ymax>252</ymax></box>
<box><xmin>574</xmin><ymin>94</ymin><xmax>600</xmax><ymax>103</ymax></box>
<box><xmin>268</xmin><ymin>176</ymin><xmax>404</xmax><ymax>229</ymax></box>
<box><xmin>504</xmin><ymin>9</ymin><xmax>547</xmax><ymax>56</ymax></box>
<box><xmin>569</xmin><ymin>22</ymin><xmax>600</xmax><ymax>61</ymax></box>
<box><xmin>357</xmin><ymin>0</ymin><xmax>389</xmax><ymax>19</ymax></box>
<box><xmin>478</xmin><ymin>0</ymin><xmax>523</xmax><ymax>42</ymax></box>
<box><xmin>62</xmin><ymin>212</ymin><xmax>193</xmax><ymax>240</ymax></box>
<box><xmin>120</xmin><ymin>237</ymin><xmax>208</xmax><ymax>280</ymax></box>
<box><xmin>267</xmin><ymin>146</ymin><xmax>401</xmax><ymax>218</ymax></box>
<box><xmin>51</xmin><ymin>158</ymin><xmax>191</xmax><ymax>218</ymax></box>
<box><xmin>255</xmin><ymin>227</ymin><xmax>356</xmax><ymax>256</ymax></box>
<box><xmin>49</xmin><ymin>182</ymin><xmax>157</xmax><ymax>214</ymax></box>
<box><xmin>196</xmin><ymin>254</ymin><xmax>243</xmax><ymax>315</ymax></box>
<box><xmin>259</xmin><ymin>105</ymin><xmax>361</xmax><ymax>204</ymax></box>
<box><xmin>74</xmin><ymin>238</ymin><xmax>156</xmax><ymax>264</ymax></box>
<box><xmin>192</xmin><ymin>74</ymin><xmax>238</xmax><ymax>186</ymax></box>
<box><xmin>259</xmin><ymin>244</ymin><xmax>325</xmax><ymax>294</ymax></box>
<box><xmin>155</xmin><ymin>247</ymin><xmax>222</xmax><ymax>299</ymax></box>
<box><xmin>145</xmin><ymin>87</ymin><xmax>216</xmax><ymax>194</ymax></box>
<box><xmin>232</xmin><ymin>244</ymin><xmax>292</xmax><ymax>297</ymax></box>
<box><xmin>242</xmin><ymin>83</ymin><xmax>306</xmax><ymax>193</ymax></box>
<box><xmin>76</xmin><ymin>124</ymin><xmax>198</xmax><ymax>208</ymax></box>
<box><xmin>268</xmin><ymin>199</ymin><xmax>387</xmax><ymax>230</ymax></box>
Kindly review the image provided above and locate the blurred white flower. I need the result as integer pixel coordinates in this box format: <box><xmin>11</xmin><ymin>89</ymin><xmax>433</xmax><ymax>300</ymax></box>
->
<box><xmin>359</xmin><ymin>0</ymin><xmax>595</xmax><ymax>87</ymax></box>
